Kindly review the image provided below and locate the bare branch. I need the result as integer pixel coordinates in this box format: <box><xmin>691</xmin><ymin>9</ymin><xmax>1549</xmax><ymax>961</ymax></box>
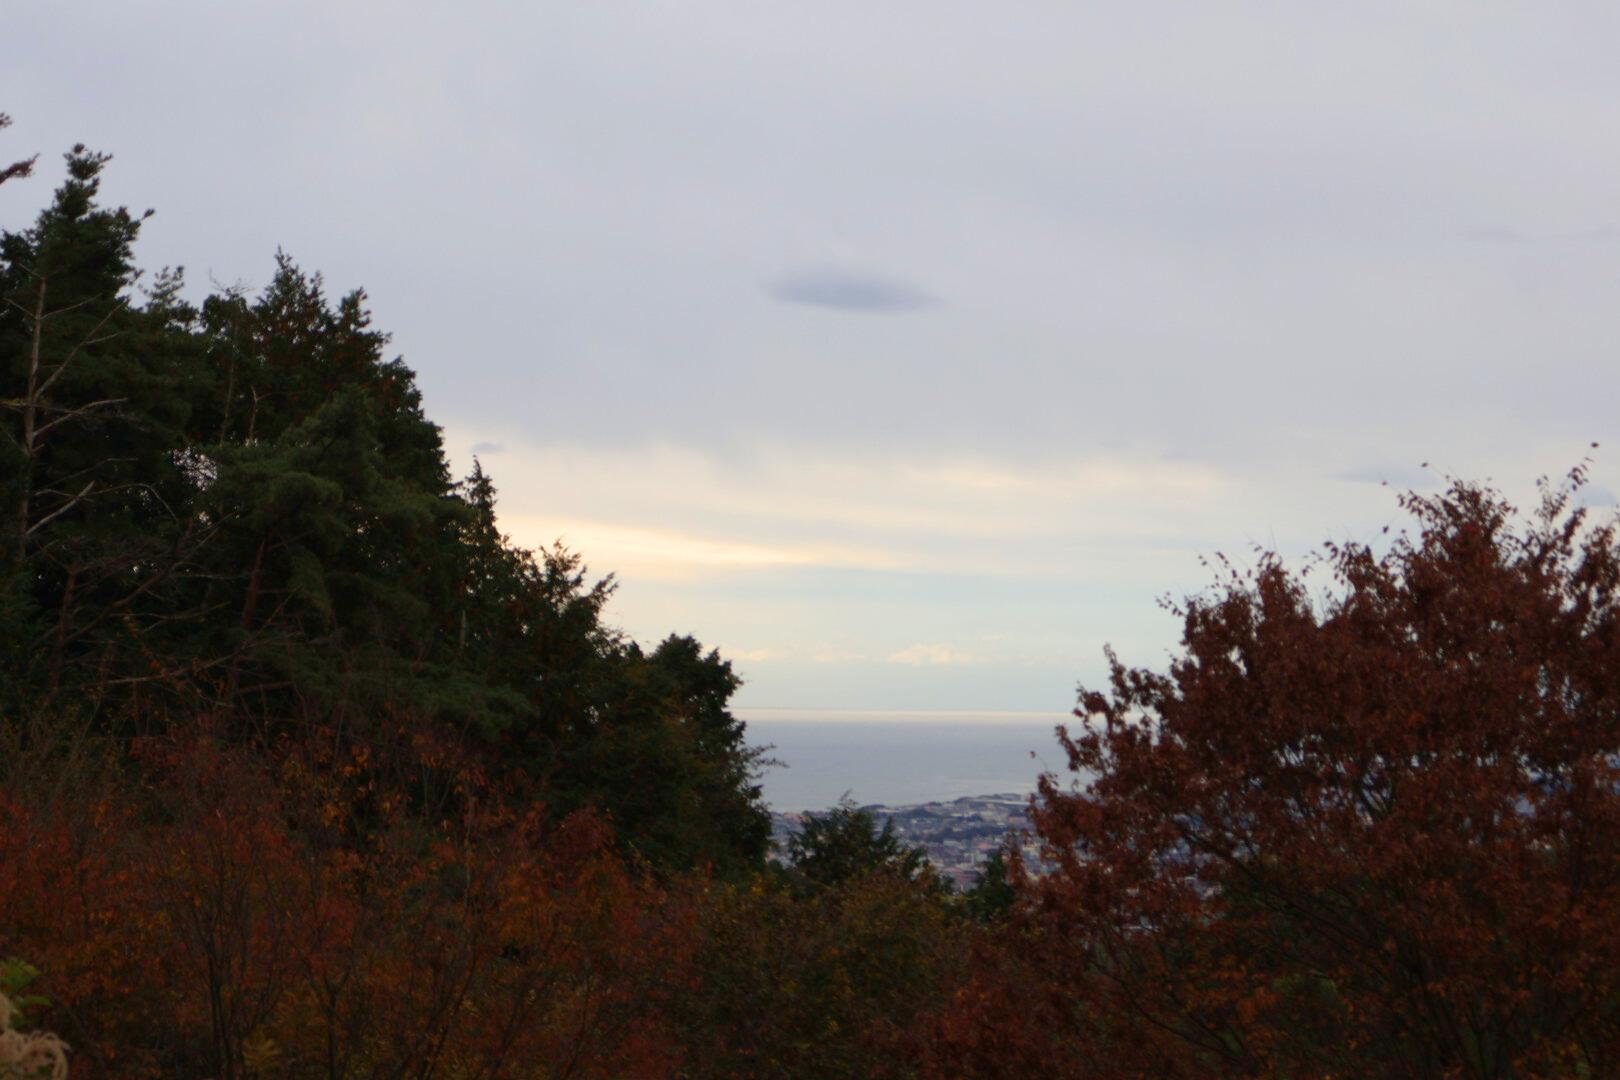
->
<box><xmin>24</xmin><ymin>482</ymin><xmax>94</xmax><ymax>537</ymax></box>
<box><xmin>36</xmin><ymin>300</ymin><xmax>128</xmax><ymax>398</ymax></box>
<box><xmin>5</xmin><ymin>296</ymin><xmax>100</xmax><ymax>321</ymax></box>
<box><xmin>33</xmin><ymin>397</ymin><xmax>126</xmax><ymax>439</ymax></box>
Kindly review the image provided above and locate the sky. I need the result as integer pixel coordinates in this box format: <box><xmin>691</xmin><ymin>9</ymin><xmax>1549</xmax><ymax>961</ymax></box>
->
<box><xmin>5</xmin><ymin>2</ymin><xmax>1619</xmax><ymax>710</ymax></box>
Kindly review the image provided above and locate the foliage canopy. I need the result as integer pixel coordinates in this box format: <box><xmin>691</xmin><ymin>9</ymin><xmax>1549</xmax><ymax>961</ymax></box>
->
<box><xmin>933</xmin><ymin>471</ymin><xmax>1620</xmax><ymax>1078</ymax></box>
<box><xmin>8</xmin><ymin>118</ymin><xmax>1620</xmax><ymax>1080</ymax></box>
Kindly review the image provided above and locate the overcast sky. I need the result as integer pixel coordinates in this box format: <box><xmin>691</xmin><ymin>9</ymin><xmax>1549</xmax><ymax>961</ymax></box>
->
<box><xmin>6</xmin><ymin>2</ymin><xmax>1619</xmax><ymax>709</ymax></box>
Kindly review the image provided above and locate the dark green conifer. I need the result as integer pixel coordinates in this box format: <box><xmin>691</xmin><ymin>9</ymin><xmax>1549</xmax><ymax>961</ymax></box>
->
<box><xmin>0</xmin><ymin>137</ymin><xmax>774</xmax><ymax>874</ymax></box>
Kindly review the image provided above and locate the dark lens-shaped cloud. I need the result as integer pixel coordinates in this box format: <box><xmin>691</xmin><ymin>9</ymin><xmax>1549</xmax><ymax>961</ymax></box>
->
<box><xmin>766</xmin><ymin>267</ymin><xmax>937</xmax><ymax>313</ymax></box>
<box><xmin>471</xmin><ymin>441</ymin><xmax>506</xmax><ymax>455</ymax></box>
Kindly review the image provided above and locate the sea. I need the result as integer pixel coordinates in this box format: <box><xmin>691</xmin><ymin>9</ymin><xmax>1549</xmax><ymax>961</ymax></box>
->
<box><xmin>736</xmin><ymin>709</ymin><xmax>1081</xmax><ymax>814</ymax></box>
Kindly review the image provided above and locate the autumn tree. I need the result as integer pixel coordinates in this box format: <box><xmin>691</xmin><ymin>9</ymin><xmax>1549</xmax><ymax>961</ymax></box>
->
<box><xmin>933</xmin><ymin>470</ymin><xmax>1620</xmax><ymax>1078</ymax></box>
<box><xmin>678</xmin><ymin>870</ymin><xmax>966</xmax><ymax>1078</ymax></box>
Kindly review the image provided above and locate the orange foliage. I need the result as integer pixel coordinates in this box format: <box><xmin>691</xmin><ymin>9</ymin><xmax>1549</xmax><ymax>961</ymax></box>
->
<box><xmin>0</xmin><ymin>720</ymin><xmax>695</xmax><ymax>1078</ymax></box>
<box><xmin>930</xmin><ymin>477</ymin><xmax>1620</xmax><ymax>1078</ymax></box>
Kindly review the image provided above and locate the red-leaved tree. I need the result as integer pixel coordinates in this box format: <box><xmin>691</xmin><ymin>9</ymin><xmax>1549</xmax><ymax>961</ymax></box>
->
<box><xmin>933</xmin><ymin>469</ymin><xmax>1620</xmax><ymax>1079</ymax></box>
<box><xmin>0</xmin><ymin>714</ymin><xmax>697</xmax><ymax>1078</ymax></box>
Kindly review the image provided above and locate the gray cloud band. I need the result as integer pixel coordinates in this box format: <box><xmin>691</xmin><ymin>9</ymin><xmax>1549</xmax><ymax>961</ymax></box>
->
<box><xmin>767</xmin><ymin>267</ymin><xmax>937</xmax><ymax>313</ymax></box>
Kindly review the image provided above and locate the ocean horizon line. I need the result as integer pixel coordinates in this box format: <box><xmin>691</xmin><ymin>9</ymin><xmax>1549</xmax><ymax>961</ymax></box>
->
<box><xmin>735</xmin><ymin>706</ymin><xmax>1074</xmax><ymax>726</ymax></box>
<box><xmin>738</xmin><ymin>709</ymin><xmax>1075</xmax><ymax>718</ymax></box>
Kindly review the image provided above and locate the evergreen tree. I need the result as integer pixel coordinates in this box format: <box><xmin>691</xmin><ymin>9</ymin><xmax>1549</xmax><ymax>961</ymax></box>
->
<box><xmin>0</xmin><ymin>145</ymin><xmax>203</xmax><ymax>714</ymax></box>
<box><xmin>786</xmin><ymin>798</ymin><xmax>944</xmax><ymax>893</ymax></box>
<box><xmin>961</xmin><ymin>848</ymin><xmax>1015</xmax><ymax>922</ymax></box>
<box><xmin>0</xmin><ymin>135</ymin><xmax>773</xmax><ymax>874</ymax></box>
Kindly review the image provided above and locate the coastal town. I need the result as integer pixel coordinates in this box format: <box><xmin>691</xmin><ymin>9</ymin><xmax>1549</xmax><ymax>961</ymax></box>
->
<box><xmin>771</xmin><ymin>793</ymin><xmax>1041</xmax><ymax>890</ymax></box>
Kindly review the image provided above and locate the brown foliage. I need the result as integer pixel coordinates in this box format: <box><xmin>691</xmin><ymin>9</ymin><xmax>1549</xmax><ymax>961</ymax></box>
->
<box><xmin>932</xmin><ymin>473</ymin><xmax>1620</xmax><ymax>1078</ymax></box>
<box><xmin>677</xmin><ymin>872</ymin><xmax>967</xmax><ymax>1079</ymax></box>
<box><xmin>0</xmin><ymin>113</ymin><xmax>34</xmax><ymax>188</ymax></box>
<box><xmin>0</xmin><ymin>716</ymin><xmax>696</xmax><ymax>1078</ymax></box>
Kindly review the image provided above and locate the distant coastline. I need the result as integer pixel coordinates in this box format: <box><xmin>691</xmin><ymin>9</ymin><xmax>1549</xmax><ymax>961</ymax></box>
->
<box><xmin>771</xmin><ymin>792</ymin><xmax>1044</xmax><ymax>890</ymax></box>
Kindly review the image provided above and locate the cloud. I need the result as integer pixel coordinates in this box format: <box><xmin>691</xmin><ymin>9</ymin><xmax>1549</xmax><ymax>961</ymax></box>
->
<box><xmin>722</xmin><ymin>646</ymin><xmax>781</xmax><ymax>663</ymax></box>
<box><xmin>766</xmin><ymin>266</ymin><xmax>936</xmax><ymax>313</ymax></box>
<box><xmin>464</xmin><ymin>437</ymin><xmax>1233</xmax><ymax>558</ymax></box>
<box><xmin>15</xmin><ymin>0</ymin><xmax>1620</xmax><ymax>714</ymax></box>
<box><xmin>497</xmin><ymin>514</ymin><xmax>898</xmax><ymax>581</ymax></box>
<box><xmin>888</xmin><ymin>642</ymin><xmax>978</xmax><ymax>666</ymax></box>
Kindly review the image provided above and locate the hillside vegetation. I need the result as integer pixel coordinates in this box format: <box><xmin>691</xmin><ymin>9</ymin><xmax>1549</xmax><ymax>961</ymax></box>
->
<box><xmin>4</xmin><ymin>122</ymin><xmax>1619</xmax><ymax>1078</ymax></box>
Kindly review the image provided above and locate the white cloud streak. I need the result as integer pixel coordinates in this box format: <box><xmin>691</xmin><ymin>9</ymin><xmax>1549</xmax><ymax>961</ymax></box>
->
<box><xmin>888</xmin><ymin>643</ymin><xmax>979</xmax><ymax>666</ymax></box>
